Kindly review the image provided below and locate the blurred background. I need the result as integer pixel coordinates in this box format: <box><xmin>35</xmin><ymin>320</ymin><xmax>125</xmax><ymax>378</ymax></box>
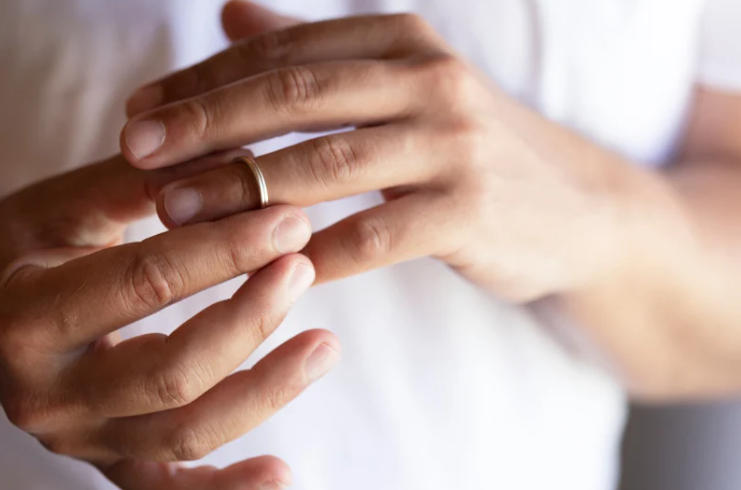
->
<box><xmin>621</xmin><ymin>402</ymin><xmax>741</xmax><ymax>490</ymax></box>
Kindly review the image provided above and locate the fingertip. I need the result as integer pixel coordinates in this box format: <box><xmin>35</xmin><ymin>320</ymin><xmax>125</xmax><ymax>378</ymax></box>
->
<box><xmin>237</xmin><ymin>252</ymin><xmax>315</xmax><ymax>305</ymax></box>
<box><xmin>219</xmin><ymin>454</ymin><xmax>293</xmax><ymax>489</ymax></box>
<box><xmin>255</xmin><ymin>252</ymin><xmax>315</xmax><ymax>283</ymax></box>
<box><xmin>221</xmin><ymin>0</ymin><xmax>258</xmax><ymax>42</ymax></box>
<box><xmin>301</xmin><ymin>328</ymin><xmax>342</xmax><ymax>354</ymax></box>
<box><xmin>254</xmin><ymin>455</ymin><xmax>294</xmax><ymax>488</ymax></box>
<box><xmin>221</xmin><ymin>0</ymin><xmax>301</xmax><ymax>42</ymax></box>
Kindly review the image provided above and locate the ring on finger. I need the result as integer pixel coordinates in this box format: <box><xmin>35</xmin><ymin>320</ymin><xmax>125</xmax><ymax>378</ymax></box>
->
<box><xmin>234</xmin><ymin>155</ymin><xmax>269</xmax><ymax>209</ymax></box>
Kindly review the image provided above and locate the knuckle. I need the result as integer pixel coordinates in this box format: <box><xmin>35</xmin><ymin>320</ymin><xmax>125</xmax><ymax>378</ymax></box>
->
<box><xmin>246</xmin><ymin>308</ymin><xmax>279</xmax><ymax>347</ymax></box>
<box><xmin>351</xmin><ymin>217</ymin><xmax>392</xmax><ymax>264</ymax></box>
<box><xmin>305</xmin><ymin>136</ymin><xmax>359</xmax><ymax>189</ymax></box>
<box><xmin>165</xmin><ymin>426</ymin><xmax>214</xmax><ymax>461</ymax></box>
<box><xmin>182</xmin><ymin>96</ymin><xmax>219</xmax><ymax>141</ymax></box>
<box><xmin>443</xmin><ymin>118</ymin><xmax>490</xmax><ymax>168</ymax></box>
<box><xmin>267</xmin><ymin>67</ymin><xmax>322</xmax><ymax>114</ymax></box>
<box><xmin>262</xmin><ymin>384</ymin><xmax>294</xmax><ymax>414</ymax></box>
<box><xmin>245</xmin><ymin>29</ymin><xmax>294</xmax><ymax>65</ymax></box>
<box><xmin>416</xmin><ymin>54</ymin><xmax>476</xmax><ymax>105</ymax></box>
<box><xmin>125</xmin><ymin>251</ymin><xmax>186</xmax><ymax>313</ymax></box>
<box><xmin>146</xmin><ymin>364</ymin><xmax>202</xmax><ymax>409</ymax></box>
<box><xmin>389</xmin><ymin>12</ymin><xmax>433</xmax><ymax>35</ymax></box>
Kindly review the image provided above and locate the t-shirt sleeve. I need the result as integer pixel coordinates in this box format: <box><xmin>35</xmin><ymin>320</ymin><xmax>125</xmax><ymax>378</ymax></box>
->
<box><xmin>697</xmin><ymin>0</ymin><xmax>741</xmax><ymax>90</ymax></box>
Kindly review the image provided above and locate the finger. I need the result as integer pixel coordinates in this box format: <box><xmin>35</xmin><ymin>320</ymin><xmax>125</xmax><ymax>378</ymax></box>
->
<box><xmin>14</xmin><ymin>205</ymin><xmax>311</xmax><ymax>351</ymax></box>
<box><xmin>125</xmin><ymin>13</ymin><xmax>443</xmax><ymax>117</ymax></box>
<box><xmin>305</xmin><ymin>192</ymin><xmax>458</xmax><ymax>284</ymax></box>
<box><xmin>122</xmin><ymin>59</ymin><xmax>429</xmax><ymax>169</ymax></box>
<box><xmin>1</xmin><ymin>247</ymin><xmax>101</xmax><ymax>286</ymax></box>
<box><xmin>100</xmin><ymin>328</ymin><xmax>340</xmax><ymax>461</ymax></box>
<box><xmin>222</xmin><ymin>0</ymin><xmax>301</xmax><ymax>41</ymax></box>
<box><xmin>3</xmin><ymin>150</ymin><xmax>249</xmax><ymax>253</ymax></box>
<box><xmin>103</xmin><ymin>455</ymin><xmax>292</xmax><ymax>490</ymax></box>
<box><xmin>156</xmin><ymin>124</ymin><xmax>438</xmax><ymax>227</ymax></box>
<box><xmin>67</xmin><ymin>253</ymin><xmax>317</xmax><ymax>418</ymax></box>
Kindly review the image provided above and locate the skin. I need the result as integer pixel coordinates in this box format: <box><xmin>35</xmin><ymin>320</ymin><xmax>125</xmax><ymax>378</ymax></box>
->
<box><xmin>123</xmin><ymin>1</ymin><xmax>741</xmax><ymax>403</ymax></box>
<box><xmin>0</xmin><ymin>150</ymin><xmax>340</xmax><ymax>489</ymax></box>
<box><xmin>4</xmin><ymin>0</ymin><xmax>741</xmax><ymax>489</ymax></box>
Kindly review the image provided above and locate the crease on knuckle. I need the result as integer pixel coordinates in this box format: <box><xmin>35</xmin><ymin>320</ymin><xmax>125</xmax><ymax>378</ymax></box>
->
<box><xmin>352</xmin><ymin>217</ymin><xmax>392</xmax><ymax>264</ymax></box>
<box><xmin>125</xmin><ymin>252</ymin><xmax>186</xmax><ymax>314</ymax></box>
<box><xmin>183</xmin><ymin>96</ymin><xmax>218</xmax><ymax>141</ymax></box>
<box><xmin>262</xmin><ymin>384</ymin><xmax>293</xmax><ymax>414</ymax></box>
<box><xmin>166</xmin><ymin>425</ymin><xmax>214</xmax><ymax>461</ymax></box>
<box><xmin>147</xmin><ymin>362</ymin><xmax>202</xmax><ymax>409</ymax></box>
<box><xmin>268</xmin><ymin>67</ymin><xmax>322</xmax><ymax>115</ymax></box>
<box><xmin>246</xmin><ymin>307</ymin><xmax>278</xmax><ymax>347</ymax></box>
<box><xmin>306</xmin><ymin>136</ymin><xmax>359</xmax><ymax>190</ymax></box>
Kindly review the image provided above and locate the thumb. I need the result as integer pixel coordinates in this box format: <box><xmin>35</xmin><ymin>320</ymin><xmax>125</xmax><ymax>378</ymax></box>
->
<box><xmin>221</xmin><ymin>0</ymin><xmax>302</xmax><ymax>42</ymax></box>
<box><xmin>1</xmin><ymin>149</ymin><xmax>251</xmax><ymax>262</ymax></box>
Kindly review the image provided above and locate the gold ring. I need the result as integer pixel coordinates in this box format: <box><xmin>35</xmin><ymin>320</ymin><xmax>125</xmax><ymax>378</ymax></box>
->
<box><xmin>234</xmin><ymin>156</ymin><xmax>269</xmax><ymax>209</ymax></box>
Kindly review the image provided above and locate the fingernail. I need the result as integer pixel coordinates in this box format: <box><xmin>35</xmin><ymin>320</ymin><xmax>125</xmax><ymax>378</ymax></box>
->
<box><xmin>126</xmin><ymin>85</ymin><xmax>163</xmax><ymax>115</ymax></box>
<box><xmin>287</xmin><ymin>262</ymin><xmax>314</xmax><ymax>301</ymax></box>
<box><xmin>164</xmin><ymin>187</ymin><xmax>202</xmax><ymax>225</ymax></box>
<box><xmin>304</xmin><ymin>343</ymin><xmax>341</xmax><ymax>383</ymax></box>
<box><xmin>125</xmin><ymin>119</ymin><xmax>166</xmax><ymax>160</ymax></box>
<box><xmin>273</xmin><ymin>216</ymin><xmax>311</xmax><ymax>253</ymax></box>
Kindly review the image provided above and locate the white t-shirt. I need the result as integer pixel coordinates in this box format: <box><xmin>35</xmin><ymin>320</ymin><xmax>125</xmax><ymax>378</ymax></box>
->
<box><xmin>1</xmin><ymin>1</ymin><xmax>740</xmax><ymax>489</ymax></box>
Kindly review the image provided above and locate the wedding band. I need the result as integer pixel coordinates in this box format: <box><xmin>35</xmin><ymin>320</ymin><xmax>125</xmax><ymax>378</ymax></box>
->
<box><xmin>234</xmin><ymin>156</ymin><xmax>269</xmax><ymax>209</ymax></box>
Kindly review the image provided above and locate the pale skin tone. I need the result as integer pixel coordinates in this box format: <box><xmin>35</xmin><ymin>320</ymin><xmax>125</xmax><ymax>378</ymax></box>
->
<box><xmin>3</xmin><ymin>0</ymin><xmax>741</xmax><ymax>488</ymax></box>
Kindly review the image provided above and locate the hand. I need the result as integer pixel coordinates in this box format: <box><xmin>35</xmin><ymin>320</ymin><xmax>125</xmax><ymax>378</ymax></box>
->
<box><xmin>122</xmin><ymin>1</ymin><xmax>622</xmax><ymax>302</ymax></box>
<box><xmin>0</xmin><ymin>151</ymin><xmax>340</xmax><ymax>489</ymax></box>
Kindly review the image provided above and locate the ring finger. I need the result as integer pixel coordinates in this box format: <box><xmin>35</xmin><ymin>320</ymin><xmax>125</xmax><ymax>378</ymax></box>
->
<box><xmin>157</xmin><ymin>123</ymin><xmax>442</xmax><ymax>227</ymax></box>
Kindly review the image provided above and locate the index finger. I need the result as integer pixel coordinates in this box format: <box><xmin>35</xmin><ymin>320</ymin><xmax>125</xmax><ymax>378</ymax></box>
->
<box><xmin>10</xmin><ymin>205</ymin><xmax>311</xmax><ymax>351</ymax></box>
<box><xmin>126</xmin><ymin>13</ymin><xmax>442</xmax><ymax>117</ymax></box>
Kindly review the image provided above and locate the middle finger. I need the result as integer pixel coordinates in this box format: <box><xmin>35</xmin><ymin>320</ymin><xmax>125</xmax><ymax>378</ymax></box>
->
<box><xmin>126</xmin><ymin>13</ymin><xmax>446</xmax><ymax>117</ymax></box>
